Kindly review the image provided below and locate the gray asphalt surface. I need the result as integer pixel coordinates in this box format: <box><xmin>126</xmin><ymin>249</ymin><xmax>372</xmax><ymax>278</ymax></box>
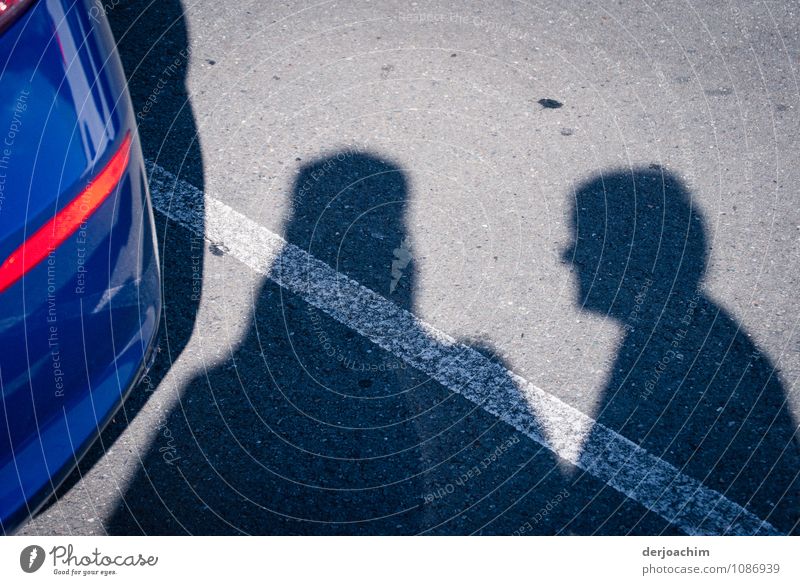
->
<box><xmin>19</xmin><ymin>0</ymin><xmax>800</xmax><ymax>535</ymax></box>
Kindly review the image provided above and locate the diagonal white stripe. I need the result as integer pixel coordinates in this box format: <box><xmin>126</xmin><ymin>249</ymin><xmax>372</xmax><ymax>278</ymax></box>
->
<box><xmin>145</xmin><ymin>161</ymin><xmax>781</xmax><ymax>536</ymax></box>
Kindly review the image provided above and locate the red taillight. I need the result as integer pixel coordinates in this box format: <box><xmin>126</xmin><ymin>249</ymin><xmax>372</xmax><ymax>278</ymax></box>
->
<box><xmin>0</xmin><ymin>132</ymin><xmax>132</xmax><ymax>293</ymax></box>
<box><xmin>0</xmin><ymin>0</ymin><xmax>36</xmax><ymax>35</ymax></box>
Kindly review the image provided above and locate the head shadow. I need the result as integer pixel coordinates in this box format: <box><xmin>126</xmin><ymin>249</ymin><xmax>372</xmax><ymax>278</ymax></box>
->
<box><xmin>562</xmin><ymin>167</ymin><xmax>800</xmax><ymax>534</ymax></box>
<box><xmin>562</xmin><ymin>167</ymin><xmax>705</xmax><ymax>319</ymax></box>
<box><xmin>281</xmin><ymin>149</ymin><xmax>416</xmax><ymax>310</ymax></box>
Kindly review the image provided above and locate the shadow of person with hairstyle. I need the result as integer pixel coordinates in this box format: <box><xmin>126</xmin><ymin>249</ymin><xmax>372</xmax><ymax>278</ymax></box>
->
<box><xmin>106</xmin><ymin>150</ymin><xmax>447</xmax><ymax>534</ymax></box>
<box><xmin>30</xmin><ymin>0</ymin><xmax>205</xmax><ymax>526</ymax></box>
<box><xmin>562</xmin><ymin>167</ymin><xmax>800</xmax><ymax>534</ymax></box>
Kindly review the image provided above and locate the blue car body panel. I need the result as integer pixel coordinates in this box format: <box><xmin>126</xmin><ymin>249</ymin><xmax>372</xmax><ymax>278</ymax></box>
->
<box><xmin>0</xmin><ymin>0</ymin><xmax>160</xmax><ymax>532</ymax></box>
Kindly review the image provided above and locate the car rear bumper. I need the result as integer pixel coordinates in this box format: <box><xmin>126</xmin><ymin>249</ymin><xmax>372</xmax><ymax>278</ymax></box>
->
<box><xmin>0</xmin><ymin>292</ymin><xmax>160</xmax><ymax>534</ymax></box>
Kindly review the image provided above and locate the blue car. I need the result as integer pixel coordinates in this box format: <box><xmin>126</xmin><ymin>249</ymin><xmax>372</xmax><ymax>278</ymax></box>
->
<box><xmin>0</xmin><ymin>0</ymin><xmax>160</xmax><ymax>533</ymax></box>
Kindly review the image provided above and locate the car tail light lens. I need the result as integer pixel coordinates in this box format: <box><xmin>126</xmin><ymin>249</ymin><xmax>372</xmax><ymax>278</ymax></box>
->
<box><xmin>0</xmin><ymin>0</ymin><xmax>36</xmax><ymax>35</ymax></box>
<box><xmin>0</xmin><ymin>132</ymin><xmax>132</xmax><ymax>293</ymax></box>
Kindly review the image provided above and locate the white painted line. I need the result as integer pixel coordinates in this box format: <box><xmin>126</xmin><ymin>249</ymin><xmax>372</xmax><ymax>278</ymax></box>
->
<box><xmin>146</xmin><ymin>161</ymin><xmax>780</xmax><ymax>536</ymax></box>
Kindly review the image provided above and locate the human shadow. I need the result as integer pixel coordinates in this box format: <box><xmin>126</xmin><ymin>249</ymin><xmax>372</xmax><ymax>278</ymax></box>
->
<box><xmin>106</xmin><ymin>150</ymin><xmax>449</xmax><ymax>533</ymax></box>
<box><xmin>33</xmin><ymin>0</ymin><xmax>204</xmax><ymax>521</ymax></box>
<box><xmin>105</xmin><ymin>150</ymin><xmax>690</xmax><ymax>535</ymax></box>
<box><xmin>563</xmin><ymin>167</ymin><xmax>800</xmax><ymax>534</ymax></box>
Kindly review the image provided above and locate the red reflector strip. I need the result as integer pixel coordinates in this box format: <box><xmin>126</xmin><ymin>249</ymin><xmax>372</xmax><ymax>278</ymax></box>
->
<box><xmin>0</xmin><ymin>132</ymin><xmax>132</xmax><ymax>293</ymax></box>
